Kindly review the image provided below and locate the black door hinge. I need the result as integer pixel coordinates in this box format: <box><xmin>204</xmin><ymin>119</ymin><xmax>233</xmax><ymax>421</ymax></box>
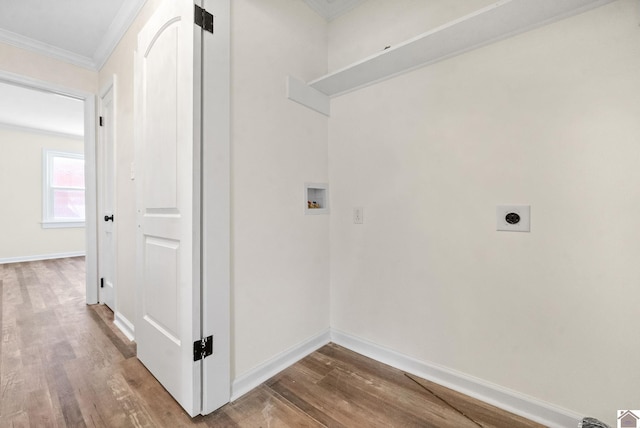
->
<box><xmin>195</xmin><ymin>4</ymin><xmax>214</xmax><ymax>33</ymax></box>
<box><xmin>193</xmin><ymin>335</ymin><xmax>213</xmax><ymax>361</ymax></box>
<box><xmin>100</xmin><ymin>278</ymin><xmax>104</xmax><ymax>288</ymax></box>
<box><xmin>99</xmin><ymin>116</ymin><xmax>104</xmax><ymax>126</ymax></box>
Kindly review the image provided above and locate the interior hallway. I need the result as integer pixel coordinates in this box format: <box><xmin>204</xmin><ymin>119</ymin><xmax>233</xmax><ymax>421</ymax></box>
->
<box><xmin>0</xmin><ymin>258</ymin><xmax>542</xmax><ymax>427</ymax></box>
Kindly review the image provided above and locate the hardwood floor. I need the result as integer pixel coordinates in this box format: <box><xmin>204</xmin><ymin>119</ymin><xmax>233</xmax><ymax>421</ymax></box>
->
<box><xmin>0</xmin><ymin>258</ymin><xmax>544</xmax><ymax>428</ymax></box>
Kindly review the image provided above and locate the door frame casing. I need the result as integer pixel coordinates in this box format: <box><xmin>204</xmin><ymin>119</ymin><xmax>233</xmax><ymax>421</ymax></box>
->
<box><xmin>0</xmin><ymin>70</ymin><xmax>98</xmax><ymax>303</ymax></box>
<box><xmin>201</xmin><ymin>0</ymin><xmax>231</xmax><ymax>414</ymax></box>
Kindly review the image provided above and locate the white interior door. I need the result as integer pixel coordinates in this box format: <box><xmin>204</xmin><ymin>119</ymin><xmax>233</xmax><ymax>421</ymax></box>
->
<box><xmin>98</xmin><ymin>81</ymin><xmax>116</xmax><ymax>311</ymax></box>
<box><xmin>135</xmin><ymin>0</ymin><xmax>202</xmax><ymax>417</ymax></box>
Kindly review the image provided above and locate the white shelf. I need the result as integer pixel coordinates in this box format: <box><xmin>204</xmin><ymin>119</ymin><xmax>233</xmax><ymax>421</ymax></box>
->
<box><xmin>296</xmin><ymin>0</ymin><xmax>613</xmax><ymax>103</ymax></box>
<box><xmin>287</xmin><ymin>76</ymin><xmax>330</xmax><ymax>116</ymax></box>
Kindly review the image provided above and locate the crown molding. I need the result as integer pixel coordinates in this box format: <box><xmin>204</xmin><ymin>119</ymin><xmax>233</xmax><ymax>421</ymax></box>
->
<box><xmin>93</xmin><ymin>0</ymin><xmax>147</xmax><ymax>70</ymax></box>
<box><xmin>0</xmin><ymin>27</ymin><xmax>97</xmax><ymax>70</ymax></box>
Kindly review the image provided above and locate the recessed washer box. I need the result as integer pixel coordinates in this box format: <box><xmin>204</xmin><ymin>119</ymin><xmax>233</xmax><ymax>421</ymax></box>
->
<box><xmin>305</xmin><ymin>183</ymin><xmax>329</xmax><ymax>215</ymax></box>
<box><xmin>497</xmin><ymin>205</ymin><xmax>530</xmax><ymax>232</ymax></box>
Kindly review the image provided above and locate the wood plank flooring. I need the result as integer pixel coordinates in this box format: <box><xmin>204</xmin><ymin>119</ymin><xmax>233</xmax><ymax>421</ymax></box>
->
<box><xmin>0</xmin><ymin>258</ymin><xmax>544</xmax><ymax>428</ymax></box>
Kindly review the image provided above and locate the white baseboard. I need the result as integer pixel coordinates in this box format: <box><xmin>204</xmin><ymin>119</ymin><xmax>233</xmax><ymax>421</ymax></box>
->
<box><xmin>228</xmin><ymin>328</ymin><xmax>583</xmax><ymax>427</ymax></box>
<box><xmin>0</xmin><ymin>251</ymin><xmax>85</xmax><ymax>264</ymax></box>
<box><xmin>114</xmin><ymin>312</ymin><xmax>135</xmax><ymax>342</ymax></box>
<box><xmin>330</xmin><ymin>329</ymin><xmax>582</xmax><ymax>428</ymax></box>
<box><xmin>230</xmin><ymin>329</ymin><xmax>331</xmax><ymax>401</ymax></box>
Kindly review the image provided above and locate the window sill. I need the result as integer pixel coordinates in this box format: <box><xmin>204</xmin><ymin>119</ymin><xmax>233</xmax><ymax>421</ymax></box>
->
<box><xmin>41</xmin><ymin>221</ymin><xmax>86</xmax><ymax>229</ymax></box>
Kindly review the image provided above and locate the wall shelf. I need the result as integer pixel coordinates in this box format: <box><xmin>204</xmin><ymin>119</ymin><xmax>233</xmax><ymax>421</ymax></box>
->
<box><xmin>288</xmin><ymin>0</ymin><xmax>613</xmax><ymax>113</ymax></box>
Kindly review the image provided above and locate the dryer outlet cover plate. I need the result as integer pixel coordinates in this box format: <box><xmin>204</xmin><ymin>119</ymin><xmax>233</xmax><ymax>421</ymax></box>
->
<box><xmin>497</xmin><ymin>205</ymin><xmax>530</xmax><ymax>232</ymax></box>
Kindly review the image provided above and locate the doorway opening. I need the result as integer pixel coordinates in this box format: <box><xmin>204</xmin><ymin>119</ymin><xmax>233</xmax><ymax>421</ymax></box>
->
<box><xmin>0</xmin><ymin>70</ymin><xmax>98</xmax><ymax>304</ymax></box>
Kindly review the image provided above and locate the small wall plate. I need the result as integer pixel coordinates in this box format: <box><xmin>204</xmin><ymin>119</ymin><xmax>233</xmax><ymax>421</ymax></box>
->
<box><xmin>497</xmin><ymin>205</ymin><xmax>530</xmax><ymax>232</ymax></box>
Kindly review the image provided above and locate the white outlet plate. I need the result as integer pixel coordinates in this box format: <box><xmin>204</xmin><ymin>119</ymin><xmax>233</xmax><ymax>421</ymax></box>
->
<box><xmin>353</xmin><ymin>207</ymin><xmax>363</xmax><ymax>224</ymax></box>
<box><xmin>497</xmin><ymin>205</ymin><xmax>530</xmax><ymax>232</ymax></box>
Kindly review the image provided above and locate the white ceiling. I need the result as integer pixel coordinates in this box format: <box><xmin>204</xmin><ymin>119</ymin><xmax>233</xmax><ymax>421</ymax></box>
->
<box><xmin>0</xmin><ymin>81</ymin><xmax>85</xmax><ymax>137</ymax></box>
<box><xmin>0</xmin><ymin>0</ymin><xmax>146</xmax><ymax>70</ymax></box>
<box><xmin>0</xmin><ymin>0</ymin><xmax>362</xmax><ymax>136</ymax></box>
<box><xmin>0</xmin><ymin>0</ymin><xmax>364</xmax><ymax>72</ymax></box>
<box><xmin>302</xmin><ymin>0</ymin><xmax>367</xmax><ymax>21</ymax></box>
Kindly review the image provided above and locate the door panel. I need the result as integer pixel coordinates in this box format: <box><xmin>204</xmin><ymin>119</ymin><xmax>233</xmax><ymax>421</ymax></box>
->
<box><xmin>98</xmin><ymin>82</ymin><xmax>115</xmax><ymax>311</ymax></box>
<box><xmin>142</xmin><ymin>24</ymin><xmax>178</xmax><ymax>209</ymax></box>
<box><xmin>135</xmin><ymin>0</ymin><xmax>201</xmax><ymax>417</ymax></box>
<box><xmin>144</xmin><ymin>236</ymin><xmax>179</xmax><ymax>342</ymax></box>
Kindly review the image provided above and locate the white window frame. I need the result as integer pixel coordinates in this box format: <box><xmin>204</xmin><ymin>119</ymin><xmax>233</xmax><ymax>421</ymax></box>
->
<box><xmin>42</xmin><ymin>149</ymin><xmax>86</xmax><ymax>228</ymax></box>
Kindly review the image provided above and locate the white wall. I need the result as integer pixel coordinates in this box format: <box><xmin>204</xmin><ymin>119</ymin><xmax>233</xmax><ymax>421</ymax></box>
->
<box><xmin>231</xmin><ymin>0</ymin><xmax>330</xmax><ymax>377</ymax></box>
<box><xmin>0</xmin><ymin>42</ymin><xmax>97</xmax><ymax>94</ymax></box>
<box><xmin>0</xmin><ymin>127</ymin><xmax>85</xmax><ymax>260</ymax></box>
<box><xmin>328</xmin><ymin>0</ymin><xmax>640</xmax><ymax>425</ymax></box>
<box><xmin>5</xmin><ymin>1</ymin><xmax>634</xmax><ymax>423</ymax></box>
<box><xmin>98</xmin><ymin>0</ymin><xmax>331</xmax><ymax>384</ymax></box>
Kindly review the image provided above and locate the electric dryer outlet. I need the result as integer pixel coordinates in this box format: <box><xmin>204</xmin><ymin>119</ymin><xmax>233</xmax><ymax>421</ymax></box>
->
<box><xmin>496</xmin><ymin>205</ymin><xmax>530</xmax><ymax>232</ymax></box>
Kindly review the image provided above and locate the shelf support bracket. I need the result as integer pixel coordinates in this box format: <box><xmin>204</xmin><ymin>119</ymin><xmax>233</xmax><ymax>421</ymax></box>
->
<box><xmin>286</xmin><ymin>75</ymin><xmax>330</xmax><ymax>117</ymax></box>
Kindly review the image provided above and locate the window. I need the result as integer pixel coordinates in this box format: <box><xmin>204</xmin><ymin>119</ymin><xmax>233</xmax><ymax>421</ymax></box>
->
<box><xmin>42</xmin><ymin>150</ymin><xmax>85</xmax><ymax>228</ymax></box>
